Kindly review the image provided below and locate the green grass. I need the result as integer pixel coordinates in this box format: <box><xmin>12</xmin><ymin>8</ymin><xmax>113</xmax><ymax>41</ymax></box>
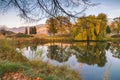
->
<box><xmin>30</xmin><ymin>60</ymin><xmax>79</xmax><ymax>80</ymax></box>
<box><xmin>0</xmin><ymin>39</ymin><xmax>28</xmax><ymax>62</ymax></box>
<box><xmin>0</xmin><ymin>60</ymin><xmax>29</xmax><ymax>75</ymax></box>
<box><xmin>0</xmin><ymin>60</ymin><xmax>79</xmax><ymax>80</ymax></box>
<box><xmin>0</xmin><ymin>39</ymin><xmax>79</xmax><ymax>80</ymax></box>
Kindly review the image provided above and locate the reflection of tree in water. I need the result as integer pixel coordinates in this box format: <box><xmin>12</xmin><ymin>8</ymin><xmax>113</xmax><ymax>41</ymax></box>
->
<box><xmin>30</xmin><ymin>45</ymin><xmax>37</xmax><ymax>51</ymax></box>
<box><xmin>105</xmin><ymin>43</ymin><xmax>111</xmax><ymax>51</ymax></box>
<box><xmin>110</xmin><ymin>43</ymin><xmax>120</xmax><ymax>59</ymax></box>
<box><xmin>47</xmin><ymin>42</ymin><xmax>108</xmax><ymax>67</ymax></box>
<box><xmin>47</xmin><ymin>44</ymin><xmax>72</xmax><ymax>62</ymax></box>
<box><xmin>29</xmin><ymin>45</ymin><xmax>43</xmax><ymax>60</ymax></box>
<box><xmin>71</xmin><ymin>42</ymin><xmax>107</xmax><ymax>67</ymax></box>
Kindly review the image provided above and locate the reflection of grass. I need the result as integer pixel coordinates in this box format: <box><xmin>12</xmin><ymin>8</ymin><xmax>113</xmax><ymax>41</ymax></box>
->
<box><xmin>0</xmin><ymin>39</ymin><xmax>79</xmax><ymax>80</ymax></box>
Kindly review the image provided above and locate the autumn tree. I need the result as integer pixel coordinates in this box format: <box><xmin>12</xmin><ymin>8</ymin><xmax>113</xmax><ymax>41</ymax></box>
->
<box><xmin>112</xmin><ymin>17</ymin><xmax>120</xmax><ymax>34</ymax></box>
<box><xmin>56</xmin><ymin>16</ymin><xmax>71</xmax><ymax>35</ymax></box>
<box><xmin>46</xmin><ymin>16</ymin><xmax>71</xmax><ymax>36</ymax></box>
<box><xmin>46</xmin><ymin>17</ymin><xmax>58</xmax><ymax>36</ymax></box>
<box><xmin>97</xmin><ymin>13</ymin><xmax>107</xmax><ymax>40</ymax></box>
<box><xmin>74</xmin><ymin>15</ymin><xmax>97</xmax><ymax>40</ymax></box>
<box><xmin>73</xmin><ymin>13</ymin><xmax>107</xmax><ymax>40</ymax></box>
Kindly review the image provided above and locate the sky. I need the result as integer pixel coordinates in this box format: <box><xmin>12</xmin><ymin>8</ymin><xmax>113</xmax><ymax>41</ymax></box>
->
<box><xmin>0</xmin><ymin>0</ymin><xmax>120</xmax><ymax>28</ymax></box>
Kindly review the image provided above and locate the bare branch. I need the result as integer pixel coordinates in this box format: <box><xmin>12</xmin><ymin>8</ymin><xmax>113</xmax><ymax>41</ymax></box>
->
<box><xmin>0</xmin><ymin>0</ymin><xmax>97</xmax><ymax>21</ymax></box>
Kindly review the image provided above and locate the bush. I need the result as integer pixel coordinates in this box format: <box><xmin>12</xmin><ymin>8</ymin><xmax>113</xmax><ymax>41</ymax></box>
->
<box><xmin>0</xmin><ymin>39</ymin><xmax>28</xmax><ymax>62</ymax></box>
<box><xmin>111</xmin><ymin>34</ymin><xmax>120</xmax><ymax>38</ymax></box>
<box><xmin>15</xmin><ymin>33</ymin><xmax>33</xmax><ymax>38</ymax></box>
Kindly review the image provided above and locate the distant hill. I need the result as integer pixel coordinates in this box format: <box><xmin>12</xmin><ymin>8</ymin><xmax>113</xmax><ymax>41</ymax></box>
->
<box><xmin>0</xmin><ymin>29</ymin><xmax>15</xmax><ymax>36</ymax></box>
<box><xmin>7</xmin><ymin>24</ymin><xmax>48</xmax><ymax>35</ymax></box>
<box><xmin>9</xmin><ymin>27</ymin><xmax>26</xmax><ymax>33</ymax></box>
<box><xmin>36</xmin><ymin>24</ymin><xmax>48</xmax><ymax>34</ymax></box>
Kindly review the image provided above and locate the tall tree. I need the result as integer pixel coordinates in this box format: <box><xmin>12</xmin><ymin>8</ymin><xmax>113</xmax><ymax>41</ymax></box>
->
<box><xmin>46</xmin><ymin>17</ymin><xmax>58</xmax><ymax>36</ymax></box>
<box><xmin>29</xmin><ymin>27</ymin><xmax>37</xmax><ymax>34</ymax></box>
<box><xmin>56</xmin><ymin>16</ymin><xmax>71</xmax><ymax>35</ymax></box>
<box><xmin>46</xmin><ymin>16</ymin><xmax>71</xmax><ymax>36</ymax></box>
<box><xmin>25</xmin><ymin>27</ymin><xmax>28</xmax><ymax>34</ymax></box>
<box><xmin>33</xmin><ymin>26</ymin><xmax>37</xmax><ymax>34</ymax></box>
<box><xmin>29</xmin><ymin>27</ymin><xmax>32</xmax><ymax>34</ymax></box>
<box><xmin>74</xmin><ymin>15</ymin><xmax>97</xmax><ymax>40</ymax></box>
<box><xmin>97</xmin><ymin>13</ymin><xmax>107</xmax><ymax>40</ymax></box>
<box><xmin>73</xmin><ymin>13</ymin><xmax>107</xmax><ymax>40</ymax></box>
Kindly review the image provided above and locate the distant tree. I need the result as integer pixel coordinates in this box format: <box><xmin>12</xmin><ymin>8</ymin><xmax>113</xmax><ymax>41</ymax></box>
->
<box><xmin>25</xmin><ymin>27</ymin><xmax>28</xmax><ymax>34</ymax></box>
<box><xmin>113</xmin><ymin>17</ymin><xmax>120</xmax><ymax>34</ymax></box>
<box><xmin>33</xmin><ymin>26</ymin><xmax>37</xmax><ymax>34</ymax></box>
<box><xmin>29</xmin><ymin>26</ymin><xmax>37</xmax><ymax>34</ymax></box>
<box><xmin>106</xmin><ymin>26</ymin><xmax>111</xmax><ymax>34</ymax></box>
<box><xmin>29</xmin><ymin>27</ymin><xmax>32</xmax><ymax>34</ymax></box>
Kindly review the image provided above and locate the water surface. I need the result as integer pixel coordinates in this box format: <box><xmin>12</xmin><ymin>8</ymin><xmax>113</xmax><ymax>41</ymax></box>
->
<box><xmin>17</xmin><ymin>42</ymin><xmax>120</xmax><ymax>80</ymax></box>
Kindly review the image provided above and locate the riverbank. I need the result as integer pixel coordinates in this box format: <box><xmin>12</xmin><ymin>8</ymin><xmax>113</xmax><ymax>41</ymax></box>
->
<box><xmin>0</xmin><ymin>60</ymin><xmax>79</xmax><ymax>80</ymax></box>
<box><xmin>0</xmin><ymin>39</ymin><xmax>79</xmax><ymax>80</ymax></box>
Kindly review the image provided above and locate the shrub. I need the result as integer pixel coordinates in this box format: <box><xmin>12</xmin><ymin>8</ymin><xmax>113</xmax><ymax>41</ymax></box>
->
<box><xmin>111</xmin><ymin>34</ymin><xmax>120</xmax><ymax>38</ymax></box>
<box><xmin>15</xmin><ymin>33</ymin><xmax>33</xmax><ymax>38</ymax></box>
<box><xmin>0</xmin><ymin>39</ymin><xmax>28</xmax><ymax>62</ymax></box>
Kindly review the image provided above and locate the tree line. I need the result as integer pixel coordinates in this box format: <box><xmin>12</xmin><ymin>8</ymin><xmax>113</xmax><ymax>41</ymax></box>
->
<box><xmin>25</xmin><ymin>26</ymin><xmax>37</xmax><ymax>35</ymax></box>
<box><xmin>46</xmin><ymin>13</ymin><xmax>112</xmax><ymax>40</ymax></box>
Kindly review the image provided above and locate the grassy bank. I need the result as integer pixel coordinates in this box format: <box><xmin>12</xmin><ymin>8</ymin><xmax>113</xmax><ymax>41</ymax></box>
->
<box><xmin>0</xmin><ymin>39</ymin><xmax>79</xmax><ymax>80</ymax></box>
<box><xmin>0</xmin><ymin>60</ymin><xmax>79</xmax><ymax>80</ymax></box>
<box><xmin>0</xmin><ymin>39</ymin><xmax>28</xmax><ymax>62</ymax></box>
<box><xmin>16</xmin><ymin>36</ymin><xmax>73</xmax><ymax>44</ymax></box>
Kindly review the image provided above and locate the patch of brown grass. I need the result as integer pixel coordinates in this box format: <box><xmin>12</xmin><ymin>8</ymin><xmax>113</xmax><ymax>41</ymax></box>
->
<box><xmin>1</xmin><ymin>72</ymin><xmax>42</xmax><ymax>80</ymax></box>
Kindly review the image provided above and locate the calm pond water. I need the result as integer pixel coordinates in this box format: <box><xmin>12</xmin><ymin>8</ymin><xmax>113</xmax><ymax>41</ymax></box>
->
<box><xmin>17</xmin><ymin>42</ymin><xmax>120</xmax><ymax>80</ymax></box>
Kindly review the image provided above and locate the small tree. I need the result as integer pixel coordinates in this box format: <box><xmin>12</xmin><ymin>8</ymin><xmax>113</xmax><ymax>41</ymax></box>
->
<box><xmin>25</xmin><ymin>27</ymin><xmax>28</xmax><ymax>34</ymax></box>
<box><xmin>106</xmin><ymin>26</ymin><xmax>111</xmax><ymax>34</ymax></box>
<box><xmin>33</xmin><ymin>26</ymin><xmax>37</xmax><ymax>34</ymax></box>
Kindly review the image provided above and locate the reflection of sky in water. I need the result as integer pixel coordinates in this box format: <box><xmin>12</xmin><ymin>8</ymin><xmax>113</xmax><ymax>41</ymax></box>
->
<box><xmin>17</xmin><ymin>44</ymin><xmax>120</xmax><ymax>80</ymax></box>
<box><xmin>106</xmin><ymin>50</ymin><xmax>120</xmax><ymax>80</ymax></box>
